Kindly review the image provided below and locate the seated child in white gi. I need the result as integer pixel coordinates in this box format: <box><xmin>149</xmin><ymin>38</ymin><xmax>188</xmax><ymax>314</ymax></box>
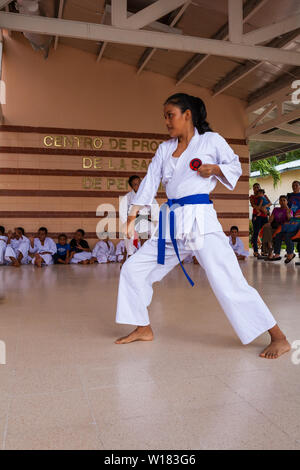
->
<box><xmin>0</xmin><ymin>226</ymin><xmax>7</xmax><ymax>265</ymax></box>
<box><xmin>29</xmin><ymin>227</ymin><xmax>57</xmax><ymax>267</ymax></box>
<box><xmin>90</xmin><ymin>232</ymin><xmax>116</xmax><ymax>264</ymax></box>
<box><xmin>69</xmin><ymin>229</ymin><xmax>92</xmax><ymax>264</ymax></box>
<box><xmin>115</xmin><ymin>238</ymin><xmax>141</xmax><ymax>264</ymax></box>
<box><xmin>5</xmin><ymin>227</ymin><xmax>30</xmax><ymax>266</ymax></box>
<box><xmin>54</xmin><ymin>234</ymin><xmax>71</xmax><ymax>264</ymax></box>
<box><xmin>229</xmin><ymin>226</ymin><xmax>249</xmax><ymax>261</ymax></box>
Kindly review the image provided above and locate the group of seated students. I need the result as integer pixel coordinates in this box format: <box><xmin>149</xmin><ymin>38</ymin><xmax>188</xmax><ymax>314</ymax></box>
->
<box><xmin>250</xmin><ymin>180</ymin><xmax>300</xmax><ymax>265</ymax></box>
<box><xmin>0</xmin><ymin>227</ymin><xmax>139</xmax><ymax>267</ymax></box>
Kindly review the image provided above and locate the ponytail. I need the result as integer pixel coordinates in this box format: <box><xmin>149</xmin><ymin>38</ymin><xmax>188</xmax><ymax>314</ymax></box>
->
<box><xmin>164</xmin><ymin>93</ymin><xmax>212</xmax><ymax>135</ymax></box>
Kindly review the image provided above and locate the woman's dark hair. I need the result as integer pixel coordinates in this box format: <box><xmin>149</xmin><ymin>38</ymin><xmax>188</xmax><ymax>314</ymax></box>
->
<box><xmin>38</xmin><ymin>226</ymin><xmax>48</xmax><ymax>234</ymax></box>
<box><xmin>0</xmin><ymin>225</ymin><xmax>5</xmax><ymax>235</ymax></box>
<box><xmin>16</xmin><ymin>227</ymin><xmax>25</xmax><ymax>235</ymax></box>
<box><xmin>128</xmin><ymin>175</ymin><xmax>140</xmax><ymax>188</ymax></box>
<box><xmin>76</xmin><ymin>229</ymin><xmax>85</xmax><ymax>237</ymax></box>
<box><xmin>164</xmin><ymin>93</ymin><xmax>212</xmax><ymax>135</ymax></box>
<box><xmin>230</xmin><ymin>226</ymin><xmax>239</xmax><ymax>232</ymax></box>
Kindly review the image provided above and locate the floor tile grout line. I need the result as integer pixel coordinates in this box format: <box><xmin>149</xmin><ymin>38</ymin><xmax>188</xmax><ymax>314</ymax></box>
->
<box><xmin>215</xmin><ymin>374</ymin><xmax>299</xmax><ymax>446</ymax></box>
<box><xmin>75</xmin><ymin>363</ymin><xmax>105</xmax><ymax>449</ymax></box>
<box><xmin>2</xmin><ymin>396</ymin><xmax>12</xmax><ymax>451</ymax></box>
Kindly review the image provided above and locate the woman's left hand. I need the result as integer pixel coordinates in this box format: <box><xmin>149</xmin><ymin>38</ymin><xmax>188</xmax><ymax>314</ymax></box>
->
<box><xmin>198</xmin><ymin>164</ymin><xmax>219</xmax><ymax>178</ymax></box>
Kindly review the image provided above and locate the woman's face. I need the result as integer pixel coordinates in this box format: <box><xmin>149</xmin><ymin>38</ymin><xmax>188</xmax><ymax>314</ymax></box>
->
<box><xmin>279</xmin><ymin>197</ymin><xmax>287</xmax><ymax>208</ymax></box>
<box><xmin>253</xmin><ymin>183</ymin><xmax>260</xmax><ymax>194</ymax></box>
<box><xmin>292</xmin><ymin>181</ymin><xmax>300</xmax><ymax>193</ymax></box>
<box><xmin>163</xmin><ymin>103</ymin><xmax>192</xmax><ymax>138</ymax></box>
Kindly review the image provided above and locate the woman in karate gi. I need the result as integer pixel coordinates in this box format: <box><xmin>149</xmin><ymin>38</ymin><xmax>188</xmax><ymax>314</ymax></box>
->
<box><xmin>29</xmin><ymin>227</ymin><xmax>57</xmax><ymax>267</ymax></box>
<box><xmin>115</xmin><ymin>93</ymin><xmax>290</xmax><ymax>359</ymax></box>
<box><xmin>5</xmin><ymin>227</ymin><xmax>30</xmax><ymax>266</ymax></box>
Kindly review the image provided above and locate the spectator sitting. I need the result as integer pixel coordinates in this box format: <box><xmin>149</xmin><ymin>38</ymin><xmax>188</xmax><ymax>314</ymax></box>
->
<box><xmin>0</xmin><ymin>225</ymin><xmax>7</xmax><ymax>265</ymax></box>
<box><xmin>69</xmin><ymin>229</ymin><xmax>92</xmax><ymax>264</ymax></box>
<box><xmin>228</xmin><ymin>226</ymin><xmax>249</xmax><ymax>261</ymax></box>
<box><xmin>54</xmin><ymin>234</ymin><xmax>71</xmax><ymax>264</ymax></box>
<box><xmin>263</xmin><ymin>195</ymin><xmax>293</xmax><ymax>260</ymax></box>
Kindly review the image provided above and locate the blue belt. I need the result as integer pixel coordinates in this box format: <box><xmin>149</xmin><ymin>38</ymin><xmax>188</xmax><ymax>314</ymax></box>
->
<box><xmin>157</xmin><ymin>194</ymin><xmax>212</xmax><ymax>286</ymax></box>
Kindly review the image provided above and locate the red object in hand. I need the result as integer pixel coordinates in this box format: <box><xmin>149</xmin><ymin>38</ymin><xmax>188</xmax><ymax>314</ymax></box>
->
<box><xmin>133</xmin><ymin>231</ymin><xmax>139</xmax><ymax>248</ymax></box>
<box><xmin>190</xmin><ymin>158</ymin><xmax>202</xmax><ymax>171</ymax></box>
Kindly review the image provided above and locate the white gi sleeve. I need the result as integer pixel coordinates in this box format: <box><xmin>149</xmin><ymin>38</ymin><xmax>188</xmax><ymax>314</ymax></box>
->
<box><xmin>29</xmin><ymin>238</ymin><xmax>38</xmax><ymax>253</ymax></box>
<box><xmin>131</xmin><ymin>144</ymin><xmax>164</xmax><ymax>207</ymax></box>
<box><xmin>46</xmin><ymin>238</ymin><xmax>57</xmax><ymax>255</ymax></box>
<box><xmin>213</xmin><ymin>133</ymin><xmax>242</xmax><ymax>191</ymax></box>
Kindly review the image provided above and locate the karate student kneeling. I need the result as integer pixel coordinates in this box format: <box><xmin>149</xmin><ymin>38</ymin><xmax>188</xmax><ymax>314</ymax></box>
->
<box><xmin>29</xmin><ymin>227</ymin><xmax>57</xmax><ymax>267</ymax></box>
<box><xmin>115</xmin><ymin>93</ymin><xmax>290</xmax><ymax>360</ymax></box>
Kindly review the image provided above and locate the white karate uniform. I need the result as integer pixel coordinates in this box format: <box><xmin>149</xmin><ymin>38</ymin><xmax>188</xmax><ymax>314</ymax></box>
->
<box><xmin>4</xmin><ymin>235</ymin><xmax>31</xmax><ymax>265</ymax></box>
<box><xmin>91</xmin><ymin>240</ymin><xmax>116</xmax><ymax>263</ymax></box>
<box><xmin>229</xmin><ymin>236</ymin><xmax>249</xmax><ymax>258</ymax></box>
<box><xmin>0</xmin><ymin>235</ymin><xmax>7</xmax><ymax>265</ymax></box>
<box><xmin>115</xmin><ymin>240</ymin><xmax>126</xmax><ymax>262</ymax></box>
<box><xmin>70</xmin><ymin>251</ymin><xmax>92</xmax><ymax>264</ymax></box>
<box><xmin>115</xmin><ymin>239</ymin><xmax>141</xmax><ymax>262</ymax></box>
<box><xmin>116</xmin><ymin>129</ymin><xmax>276</xmax><ymax>345</ymax></box>
<box><xmin>120</xmin><ymin>188</ymin><xmax>159</xmax><ymax>256</ymax></box>
<box><xmin>29</xmin><ymin>237</ymin><xmax>57</xmax><ymax>265</ymax></box>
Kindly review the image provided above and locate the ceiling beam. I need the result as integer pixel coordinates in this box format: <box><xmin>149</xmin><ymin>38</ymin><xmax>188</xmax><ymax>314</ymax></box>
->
<box><xmin>246</xmin><ymin>107</ymin><xmax>300</xmax><ymax>136</ymax></box>
<box><xmin>1</xmin><ymin>12</ymin><xmax>299</xmax><ymax>65</ymax></box>
<box><xmin>243</xmin><ymin>13</ymin><xmax>300</xmax><ymax>45</ymax></box>
<box><xmin>228</xmin><ymin>0</ymin><xmax>243</xmax><ymax>44</ymax></box>
<box><xmin>175</xmin><ymin>0</ymin><xmax>269</xmax><ymax>85</ymax></box>
<box><xmin>105</xmin><ymin>4</ymin><xmax>183</xmax><ymax>35</ymax></box>
<box><xmin>249</xmin><ymin>134</ymin><xmax>300</xmax><ymax>144</ymax></box>
<box><xmin>276</xmin><ymin>123</ymin><xmax>300</xmax><ymax>135</ymax></box>
<box><xmin>136</xmin><ymin>1</ymin><xmax>190</xmax><ymax>75</ymax></box>
<box><xmin>0</xmin><ymin>1</ymin><xmax>11</xmax><ymax>9</ymax></box>
<box><xmin>247</xmin><ymin>65</ymin><xmax>300</xmax><ymax>108</ymax></box>
<box><xmin>111</xmin><ymin>0</ymin><xmax>188</xmax><ymax>30</ymax></box>
<box><xmin>212</xmin><ymin>29</ymin><xmax>300</xmax><ymax>97</ymax></box>
<box><xmin>54</xmin><ymin>0</ymin><xmax>64</xmax><ymax>51</ymax></box>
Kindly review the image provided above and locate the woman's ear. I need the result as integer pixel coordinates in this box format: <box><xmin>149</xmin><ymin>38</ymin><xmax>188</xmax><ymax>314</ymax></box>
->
<box><xmin>184</xmin><ymin>109</ymin><xmax>192</xmax><ymax>121</ymax></box>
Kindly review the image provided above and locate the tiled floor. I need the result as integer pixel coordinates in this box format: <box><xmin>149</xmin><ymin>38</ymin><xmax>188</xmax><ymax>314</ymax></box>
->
<box><xmin>0</xmin><ymin>256</ymin><xmax>299</xmax><ymax>450</ymax></box>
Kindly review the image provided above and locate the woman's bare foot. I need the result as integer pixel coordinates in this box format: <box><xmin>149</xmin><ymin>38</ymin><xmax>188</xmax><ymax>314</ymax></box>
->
<box><xmin>260</xmin><ymin>339</ymin><xmax>291</xmax><ymax>359</ymax></box>
<box><xmin>260</xmin><ymin>325</ymin><xmax>291</xmax><ymax>359</ymax></box>
<box><xmin>115</xmin><ymin>325</ymin><xmax>154</xmax><ymax>344</ymax></box>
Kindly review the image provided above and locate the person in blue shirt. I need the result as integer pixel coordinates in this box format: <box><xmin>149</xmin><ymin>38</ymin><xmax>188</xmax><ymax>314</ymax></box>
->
<box><xmin>54</xmin><ymin>234</ymin><xmax>70</xmax><ymax>264</ymax></box>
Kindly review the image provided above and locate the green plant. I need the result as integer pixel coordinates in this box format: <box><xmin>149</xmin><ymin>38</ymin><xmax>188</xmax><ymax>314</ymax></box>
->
<box><xmin>250</xmin><ymin>156</ymin><xmax>281</xmax><ymax>188</ymax></box>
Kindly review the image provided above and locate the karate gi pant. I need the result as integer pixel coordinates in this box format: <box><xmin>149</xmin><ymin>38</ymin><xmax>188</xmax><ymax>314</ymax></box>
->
<box><xmin>30</xmin><ymin>253</ymin><xmax>54</xmax><ymax>265</ymax></box>
<box><xmin>5</xmin><ymin>244</ymin><xmax>30</xmax><ymax>265</ymax></box>
<box><xmin>70</xmin><ymin>252</ymin><xmax>92</xmax><ymax>264</ymax></box>
<box><xmin>0</xmin><ymin>240</ymin><xmax>6</xmax><ymax>264</ymax></box>
<box><xmin>116</xmin><ymin>231</ymin><xmax>276</xmax><ymax>345</ymax></box>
